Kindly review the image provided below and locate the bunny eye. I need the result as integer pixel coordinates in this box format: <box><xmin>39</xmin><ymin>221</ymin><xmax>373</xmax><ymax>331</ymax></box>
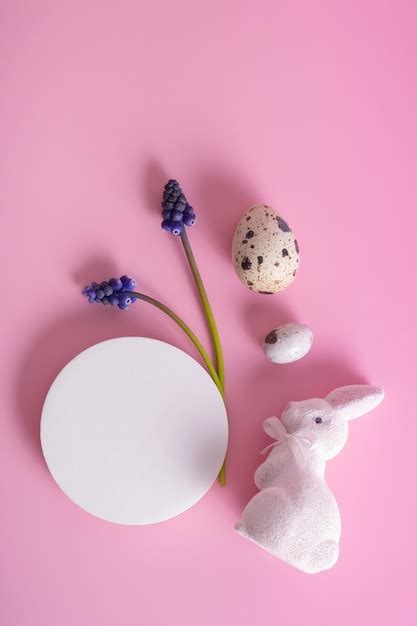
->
<box><xmin>315</xmin><ymin>417</ymin><xmax>323</xmax><ymax>424</ymax></box>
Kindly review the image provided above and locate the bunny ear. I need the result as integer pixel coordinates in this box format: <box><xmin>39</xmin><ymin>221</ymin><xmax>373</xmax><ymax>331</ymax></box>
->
<box><xmin>326</xmin><ymin>385</ymin><xmax>384</xmax><ymax>420</ymax></box>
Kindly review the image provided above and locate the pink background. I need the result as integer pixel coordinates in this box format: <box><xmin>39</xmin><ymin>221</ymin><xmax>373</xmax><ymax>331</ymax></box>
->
<box><xmin>1</xmin><ymin>1</ymin><xmax>416</xmax><ymax>625</ymax></box>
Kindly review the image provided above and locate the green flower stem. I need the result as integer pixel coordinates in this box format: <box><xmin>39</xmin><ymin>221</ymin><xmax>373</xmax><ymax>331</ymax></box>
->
<box><xmin>128</xmin><ymin>292</ymin><xmax>222</xmax><ymax>395</ymax></box>
<box><xmin>217</xmin><ymin>458</ymin><xmax>226</xmax><ymax>486</ymax></box>
<box><xmin>180</xmin><ymin>230</ymin><xmax>225</xmax><ymax>390</ymax></box>
<box><xmin>179</xmin><ymin>230</ymin><xmax>227</xmax><ymax>486</ymax></box>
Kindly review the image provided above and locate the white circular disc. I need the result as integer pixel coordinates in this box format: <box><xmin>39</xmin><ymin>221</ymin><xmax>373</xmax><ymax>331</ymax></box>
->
<box><xmin>41</xmin><ymin>337</ymin><xmax>228</xmax><ymax>525</ymax></box>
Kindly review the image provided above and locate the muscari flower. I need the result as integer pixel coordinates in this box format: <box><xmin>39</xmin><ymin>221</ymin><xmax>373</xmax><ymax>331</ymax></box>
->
<box><xmin>82</xmin><ymin>275</ymin><xmax>137</xmax><ymax>310</ymax></box>
<box><xmin>161</xmin><ymin>179</ymin><xmax>196</xmax><ymax>236</ymax></box>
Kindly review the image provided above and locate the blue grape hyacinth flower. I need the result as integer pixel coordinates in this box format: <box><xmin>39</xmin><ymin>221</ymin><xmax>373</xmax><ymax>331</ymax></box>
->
<box><xmin>161</xmin><ymin>179</ymin><xmax>196</xmax><ymax>236</ymax></box>
<box><xmin>82</xmin><ymin>276</ymin><xmax>137</xmax><ymax>310</ymax></box>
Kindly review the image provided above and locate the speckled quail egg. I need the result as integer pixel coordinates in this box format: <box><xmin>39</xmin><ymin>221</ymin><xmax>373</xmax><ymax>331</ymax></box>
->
<box><xmin>263</xmin><ymin>323</ymin><xmax>313</xmax><ymax>364</ymax></box>
<box><xmin>232</xmin><ymin>204</ymin><xmax>300</xmax><ymax>293</ymax></box>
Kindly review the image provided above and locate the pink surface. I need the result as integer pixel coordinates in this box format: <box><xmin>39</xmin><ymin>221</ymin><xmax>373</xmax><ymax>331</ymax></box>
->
<box><xmin>1</xmin><ymin>1</ymin><xmax>416</xmax><ymax>625</ymax></box>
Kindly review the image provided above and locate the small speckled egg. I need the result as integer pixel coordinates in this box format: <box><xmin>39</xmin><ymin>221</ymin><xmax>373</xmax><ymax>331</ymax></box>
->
<box><xmin>263</xmin><ymin>323</ymin><xmax>313</xmax><ymax>364</ymax></box>
<box><xmin>232</xmin><ymin>204</ymin><xmax>300</xmax><ymax>293</ymax></box>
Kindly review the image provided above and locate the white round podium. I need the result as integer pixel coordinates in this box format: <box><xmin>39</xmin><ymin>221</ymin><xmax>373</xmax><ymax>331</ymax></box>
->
<box><xmin>41</xmin><ymin>337</ymin><xmax>228</xmax><ymax>525</ymax></box>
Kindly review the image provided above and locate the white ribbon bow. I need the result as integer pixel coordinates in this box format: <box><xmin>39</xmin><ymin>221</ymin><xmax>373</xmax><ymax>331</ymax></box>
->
<box><xmin>261</xmin><ymin>416</ymin><xmax>317</xmax><ymax>467</ymax></box>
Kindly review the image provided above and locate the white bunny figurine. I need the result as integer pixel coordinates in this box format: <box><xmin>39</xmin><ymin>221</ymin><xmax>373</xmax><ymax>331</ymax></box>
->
<box><xmin>235</xmin><ymin>385</ymin><xmax>384</xmax><ymax>574</ymax></box>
